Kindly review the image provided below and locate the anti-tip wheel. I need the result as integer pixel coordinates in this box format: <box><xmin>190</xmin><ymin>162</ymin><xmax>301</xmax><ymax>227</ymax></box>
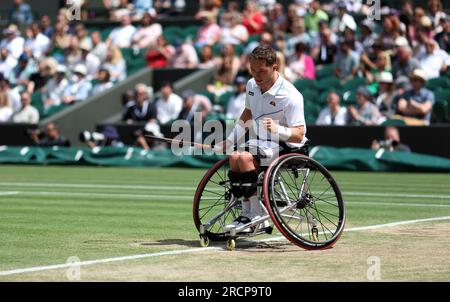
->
<box><xmin>200</xmin><ymin>236</ymin><xmax>210</xmax><ymax>247</ymax></box>
<box><xmin>227</xmin><ymin>238</ymin><xmax>236</xmax><ymax>251</ymax></box>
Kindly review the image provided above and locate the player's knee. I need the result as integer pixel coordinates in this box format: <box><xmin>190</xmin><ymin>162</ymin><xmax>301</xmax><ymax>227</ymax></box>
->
<box><xmin>238</xmin><ymin>152</ymin><xmax>254</xmax><ymax>164</ymax></box>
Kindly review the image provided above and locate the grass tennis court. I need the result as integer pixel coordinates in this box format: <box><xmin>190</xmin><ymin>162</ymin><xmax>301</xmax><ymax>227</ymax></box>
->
<box><xmin>0</xmin><ymin>165</ymin><xmax>449</xmax><ymax>281</ymax></box>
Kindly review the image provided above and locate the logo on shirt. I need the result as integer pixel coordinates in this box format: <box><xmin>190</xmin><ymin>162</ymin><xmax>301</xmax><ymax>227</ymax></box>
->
<box><xmin>248</xmin><ymin>91</ymin><xmax>254</xmax><ymax>96</ymax></box>
<box><xmin>270</xmin><ymin>101</ymin><xmax>276</xmax><ymax>107</ymax></box>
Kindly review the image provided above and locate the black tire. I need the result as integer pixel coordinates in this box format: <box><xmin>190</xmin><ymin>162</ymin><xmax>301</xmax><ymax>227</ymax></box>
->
<box><xmin>263</xmin><ymin>153</ymin><xmax>345</xmax><ymax>250</ymax></box>
<box><xmin>193</xmin><ymin>157</ymin><xmax>240</xmax><ymax>241</ymax></box>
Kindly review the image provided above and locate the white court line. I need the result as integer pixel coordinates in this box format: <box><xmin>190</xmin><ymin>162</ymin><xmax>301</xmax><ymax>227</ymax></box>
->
<box><xmin>2</xmin><ymin>191</ymin><xmax>450</xmax><ymax>207</ymax></box>
<box><xmin>0</xmin><ymin>192</ymin><xmax>19</xmax><ymax>197</ymax></box>
<box><xmin>1</xmin><ymin>215</ymin><xmax>450</xmax><ymax>277</ymax></box>
<box><xmin>0</xmin><ymin>182</ymin><xmax>450</xmax><ymax>200</ymax></box>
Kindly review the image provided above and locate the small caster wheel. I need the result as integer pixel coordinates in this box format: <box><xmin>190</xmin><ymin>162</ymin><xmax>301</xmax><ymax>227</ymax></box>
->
<box><xmin>200</xmin><ymin>236</ymin><xmax>210</xmax><ymax>247</ymax></box>
<box><xmin>227</xmin><ymin>238</ymin><xmax>236</xmax><ymax>251</ymax></box>
<box><xmin>311</xmin><ymin>227</ymin><xmax>319</xmax><ymax>242</ymax></box>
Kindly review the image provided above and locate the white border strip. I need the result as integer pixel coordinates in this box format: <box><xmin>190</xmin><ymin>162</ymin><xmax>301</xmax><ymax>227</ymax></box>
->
<box><xmin>1</xmin><ymin>215</ymin><xmax>450</xmax><ymax>277</ymax></box>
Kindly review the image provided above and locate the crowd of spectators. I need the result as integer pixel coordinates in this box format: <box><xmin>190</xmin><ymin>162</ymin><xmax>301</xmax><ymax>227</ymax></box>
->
<box><xmin>1</xmin><ymin>0</ymin><xmax>450</xmax><ymax>148</ymax></box>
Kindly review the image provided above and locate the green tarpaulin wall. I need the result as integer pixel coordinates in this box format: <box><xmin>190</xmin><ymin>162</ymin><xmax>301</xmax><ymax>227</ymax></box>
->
<box><xmin>0</xmin><ymin>146</ymin><xmax>450</xmax><ymax>172</ymax></box>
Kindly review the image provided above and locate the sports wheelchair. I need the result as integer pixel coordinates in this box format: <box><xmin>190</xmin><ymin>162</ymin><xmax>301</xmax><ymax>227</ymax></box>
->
<box><xmin>193</xmin><ymin>146</ymin><xmax>346</xmax><ymax>250</ymax></box>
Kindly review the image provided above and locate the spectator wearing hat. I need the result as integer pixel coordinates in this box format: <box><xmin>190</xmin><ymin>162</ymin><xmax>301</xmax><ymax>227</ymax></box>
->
<box><xmin>333</xmin><ymin>39</ymin><xmax>359</xmax><ymax>82</ymax></box>
<box><xmin>42</xmin><ymin>64</ymin><xmax>69</xmax><ymax>108</ymax></box>
<box><xmin>330</xmin><ymin>2</ymin><xmax>357</xmax><ymax>34</ymax></box>
<box><xmin>8</xmin><ymin>53</ymin><xmax>37</xmax><ymax>92</ymax></box>
<box><xmin>316</xmin><ymin>91</ymin><xmax>348</xmax><ymax>126</ymax></box>
<box><xmin>392</xmin><ymin>40</ymin><xmax>421</xmax><ymax>79</ymax></box>
<box><xmin>92</xmin><ymin>68</ymin><xmax>114</xmax><ymax>95</ymax></box>
<box><xmin>155</xmin><ymin>81</ymin><xmax>183</xmax><ymax>125</ymax></box>
<box><xmin>0</xmin><ymin>73</ymin><xmax>21</xmax><ymax>113</ymax></box>
<box><xmin>395</xmin><ymin>69</ymin><xmax>434</xmax><ymax>125</ymax></box>
<box><xmin>24</xmin><ymin>23</ymin><xmax>51</xmax><ymax>59</ymax></box>
<box><xmin>12</xmin><ymin>91</ymin><xmax>39</xmax><ymax>124</ymax></box>
<box><xmin>0</xmin><ymin>24</ymin><xmax>25</xmax><ymax>60</ymax></box>
<box><xmin>365</xmin><ymin>52</ymin><xmax>391</xmax><ymax>92</ymax></box>
<box><xmin>226</xmin><ymin>76</ymin><xmax>247</xmax><ymax>120</ymax></box>
<box><xmin>62</xmin><ymin>64</ymin><xmax>93</xmax><ymax>104</ymax></box>
<box><xmin>132</xmin><ymin>12</ymin><xmax>162</xmax><ymax>49</ymax></box>
<box><xmin>434</xmin><ymin>15</ymin><xmax>450</xmax><ymax>52</ymax></box>
<box><xmin>416</xmin><ymin>38</ymin><xmax>450</xmax><ymax>79</ymax></box>
<box><xmin>304</xmin><ymin>0</ymin><xmax>328</xmax><ymax>33</ymax></box>
<box><xmin>178</xmin><ymin>89</ymin><xmax>212</xmax><ymax>123</ymax></box>
<box><xmin>78</xmin><ymin>41</ymin><xmax>101</xmax><ymax>81</ymax></box>
<box><xmin>122</xmin><ymin>83</ymin><xmax>157</xmax><ymax>123</ymax></box>
<box><xmin>288</xmin><ymin>42</ymin><xmax>315</xmax><ymax>82</ymax></box>
<box><xmin>170</xmin><ymin>39</ymin><xmax>199</xmax><ymax>69</ymax></box>
<box><xmin>375</xmin><ymin>71</ymin><xmax>397</xmax><ymax>118</ymax></box>
<box><xmin>0</xmin><ymin>49</ymin><xmax>17</xmax><ymax>79</ymax></box>
<box><xmin>102</xmin><ymin>45</ymin><xmax>127</xmax><ymax>82</ymax></box>
<box><xmin>348</xmin><ymin>86</ymin><xmax>382</xmax><ymax>125</ymax></box>
<box><xmin>107</xmin><ymin>14</ymin><xmax>137</xmax><ymax>48</ymax></box>
<box><xmin>9</xmin><ymin>0</ymin><xmax>33</xmax><ymax>26</ymax></box>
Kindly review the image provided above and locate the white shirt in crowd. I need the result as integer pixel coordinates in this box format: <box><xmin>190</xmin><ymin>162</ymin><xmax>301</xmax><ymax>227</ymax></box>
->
<box><xmin>42</xmin><ymin>77</ymin><xmax>69</xmax><ymax>106</ymax></box>
<box><xmin>155</xmin><ymin>93</ymin><xmax>183</xmax><ymax>124</ymax></box>
<box><xmin>108</xmin><ymin>25</ymin><xmax>137</xmax><ymax>48</ymax></box>
<box><xmin>220</xmin><ymin>25</ymin><xmax>249</xmax><ymax>45</ymax></box>
<box><xmin>226</xmin><ymin>92</ymin><xmax>246</xmax><ymax>119</ymax></box>
<box><xmin>0</xmin><ymin>106</ymin><xmax>13</xmax><ymax>122</ymax></box>
<box><xmin>4</xmin><ymin>87</ymin><xmax>21</xmax><ymax>113</ymax></box>
<box><xmin>25</xmin><ymin>33</ymin><xmax>51</xmax><ymax>58</ymax></box>
<box><xmin>133</xmin><ymin>23</ymin><xmax>163</xmax><ymax>48</ymax></box>
<box><xmin>79</xmin><ymin>53</ymin><xmax>101</xmax><ymax>80</ymax></box>
<box><xmin>12</xmin><ymin>105</ymin><xmax>39</xmax><ymax>124</ymax></box>
<box><xmin>0</xmin><ymin>55</ymin><xmax>18</xmax><ymax>79</ymax></box>
<box><xmin>316</xmin><ymin>107</ymin><xmax>348</xmax><ymax>125</ymax></box>
<box><xmin>417</xmin><ymin>48</ymin><xmax>450</xmax><ymax>80</ymax></box>
<box><xmin>0</xmin><ymin>36</ymin><xmax>25</xmax><ymax>60</ymax></box>
<box><xmin>245</xmin><ymin>73</ymin><xmax>307</xmax><ymax>148</ymax></box>
<box><xmin>92</xmin><ymin>82</ymin><xmax>114</xmax><ymax>95</ymax></box>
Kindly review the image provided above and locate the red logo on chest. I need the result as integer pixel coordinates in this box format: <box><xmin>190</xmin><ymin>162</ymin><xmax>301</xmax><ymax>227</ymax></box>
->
<box><xmin>270</xmin><ymin>101</ymin><xmax>276</xmax><ymax>107</ymax></box>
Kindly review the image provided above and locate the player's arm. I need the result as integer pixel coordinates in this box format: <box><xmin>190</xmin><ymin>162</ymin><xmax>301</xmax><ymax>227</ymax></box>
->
<box><xmin>263</xmin><ymin>118</ymin><xmax>305</xmax><ymax>143</ymax></box>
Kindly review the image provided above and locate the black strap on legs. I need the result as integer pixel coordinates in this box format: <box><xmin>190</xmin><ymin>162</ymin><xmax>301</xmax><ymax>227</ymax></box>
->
<box><xmin>241</xmin><ymin>170</ymin><xmax>259</xmax><ymax>199</ymax></box>
<box><xmin>228</xmin><ymin>171</ymin><xmax>244</xmax><ymax>198</ymax></box>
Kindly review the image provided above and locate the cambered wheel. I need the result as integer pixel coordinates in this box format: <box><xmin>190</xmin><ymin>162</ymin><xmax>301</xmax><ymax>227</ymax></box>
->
<box><xmin>263</xmin><ymin>154</ymin><xmax>346</xmax><ymax>250</ymax></box>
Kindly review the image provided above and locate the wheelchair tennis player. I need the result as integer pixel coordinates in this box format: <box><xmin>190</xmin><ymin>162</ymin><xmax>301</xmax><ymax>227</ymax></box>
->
<box><xmin>216</xmin><ymin>45</ymin><xmax>309</xmax><ymax>232</ymax></box>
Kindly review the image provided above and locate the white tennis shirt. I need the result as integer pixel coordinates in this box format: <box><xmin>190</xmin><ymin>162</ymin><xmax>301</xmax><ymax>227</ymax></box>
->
<box><xmin>245</xmin><ymin>73</ymin><xmax>308</xmax><ymax>148</ymax></box>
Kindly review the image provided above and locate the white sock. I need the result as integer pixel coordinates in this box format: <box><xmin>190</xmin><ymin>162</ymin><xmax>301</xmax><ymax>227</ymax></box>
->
<box><xmin>241</xmin><ymin>198</ymin><xmax>251</xmax><ymax>218</ymax></box>
<box><xmin>249</xmin><ymin>195</ymin><xmax>265</xmax><ymax>219</ymax></box>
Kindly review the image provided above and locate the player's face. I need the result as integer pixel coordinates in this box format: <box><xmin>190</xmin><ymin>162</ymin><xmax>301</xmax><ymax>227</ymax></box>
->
<box><xmin>249</xmin><ymin>59</ymin><xmax>277</xmax><ymax>87</ymax></box>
